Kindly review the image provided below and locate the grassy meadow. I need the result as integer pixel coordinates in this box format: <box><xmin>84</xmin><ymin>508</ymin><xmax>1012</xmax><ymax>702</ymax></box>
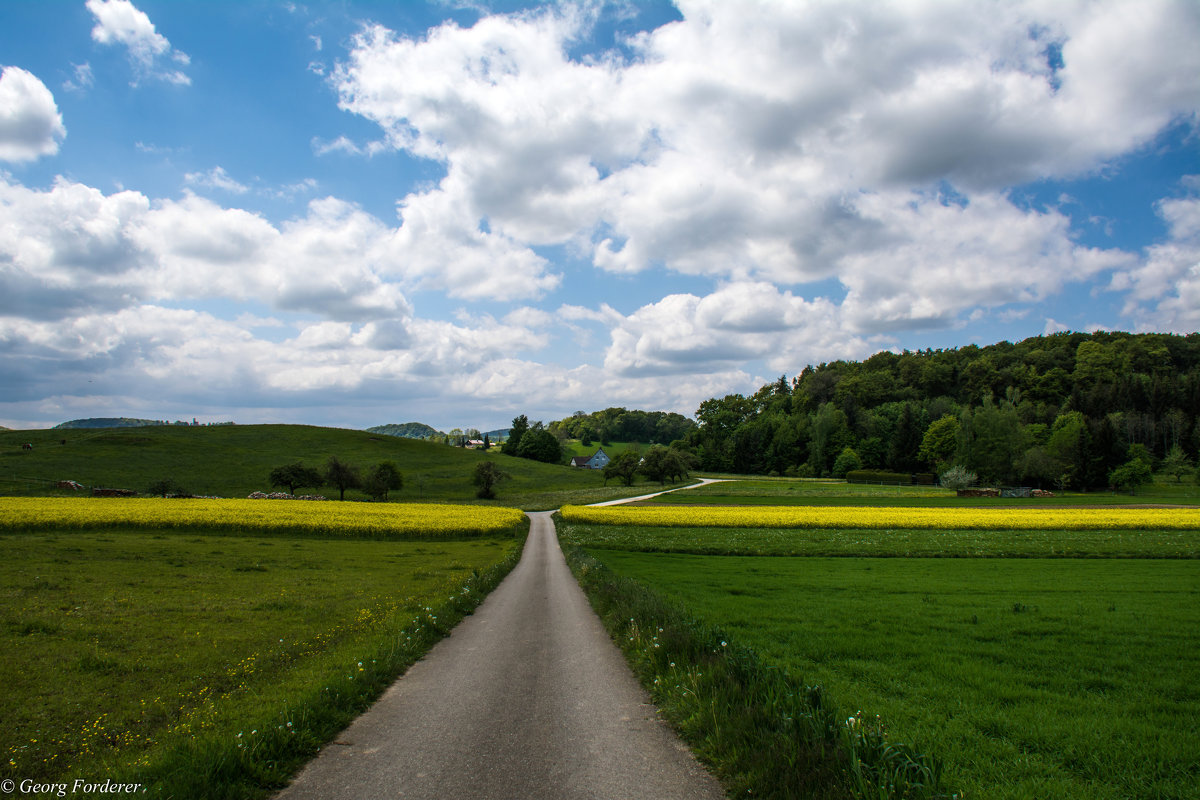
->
<box><xmin>0</xmin><ymin>425</ymin><xmax>663</xmax><ymax>510</ymax></box>
<box><xmin>562</xmin><ymin>481</ymin><xmax>1200</xmax><ymax>800</ymax></box>
<box><xmin>650</xmin><ymin>477</ymin><xmax>1200</xmax><ymax>506</ymax></box>
<box><xmin>1</xmin><ymin>504</ymin><xmax>528</xmax><ymax>798</ymax></box>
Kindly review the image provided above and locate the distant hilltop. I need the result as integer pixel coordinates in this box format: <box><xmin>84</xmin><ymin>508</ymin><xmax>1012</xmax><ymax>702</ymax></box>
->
<box><xmin>54</xmin><ymin>417</ymin><xmax>235</xmax><ymax>429</ymax></box>
<box><xmin>366</xmin><ymin>422</ymin><xmax>445</xmax><ymax>440</ymax></box>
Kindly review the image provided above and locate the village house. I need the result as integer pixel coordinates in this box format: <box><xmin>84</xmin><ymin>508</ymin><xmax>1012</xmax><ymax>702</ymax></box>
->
<box><xmin>571</xmin><ymin>448</ymin><xmax>611</xmax><ymax>470</ymax></box>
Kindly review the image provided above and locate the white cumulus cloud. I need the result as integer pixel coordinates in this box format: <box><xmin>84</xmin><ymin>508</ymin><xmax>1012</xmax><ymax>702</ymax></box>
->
<box><xmin>87</xmin><ymin>0</ymin><xmax>191</xmax><ymax>86</ymax></box>
<box><xmin>0</xmin><ymin>67</ymin><xmax>66</xmax><ymax>162</ymax></box>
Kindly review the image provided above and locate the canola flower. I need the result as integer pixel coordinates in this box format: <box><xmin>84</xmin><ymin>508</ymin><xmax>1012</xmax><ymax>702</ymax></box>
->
<box><xmin>0</xmin><ymin>497</ymin><xmax>524</xmax><ymax>538</ymax></box>
<box><xmin>559</xmin><ymin>504</ymin><xmax>1200</xmax><ymax>530</ymax></box>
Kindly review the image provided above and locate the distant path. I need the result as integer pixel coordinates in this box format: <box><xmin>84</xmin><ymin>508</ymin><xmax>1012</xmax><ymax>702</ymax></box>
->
<box><xmin>276</xmin><ymin>511</ymin><xmax>724</xmax><ymax>800</ymax></box>
<box><xmin>587</xmin><ymin>477</ymin><xmax>733</xmax><ymax>507</ymax></box>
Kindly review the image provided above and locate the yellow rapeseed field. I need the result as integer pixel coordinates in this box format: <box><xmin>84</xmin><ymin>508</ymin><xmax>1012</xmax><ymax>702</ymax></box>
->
<box><xmin>0</xmin><ymin>497</ymin><xmax>525</xmax><ymax>537</ymax></box>
<box><xmin>559</xmin><ymin>504</ymin><xmax>1200</xmax><ymax>530</ymax></box>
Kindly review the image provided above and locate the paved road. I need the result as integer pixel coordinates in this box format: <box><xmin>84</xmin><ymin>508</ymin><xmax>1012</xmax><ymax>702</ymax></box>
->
<box><xmin>276</xmin><ymin>511</ymin><xmax>724</xmax><ymax>800</ymax></box>
<box><xmin>586</xmin><ymin>477</ymin><xmax>731</xmax><ymax>507</ymax></box>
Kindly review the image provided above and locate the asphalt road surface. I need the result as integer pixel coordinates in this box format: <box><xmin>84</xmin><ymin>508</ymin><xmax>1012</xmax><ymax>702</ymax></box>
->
<box><xmin>276</xmin><ymin>511</ymin><xmax>724</xmax><ymax>800</ymax></box>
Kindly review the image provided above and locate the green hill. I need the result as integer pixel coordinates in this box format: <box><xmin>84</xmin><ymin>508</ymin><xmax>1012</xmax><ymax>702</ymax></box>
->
<box><xmin>366</xmin><ymin>422</ymin><xmax>444</xmax><ymax>439</ymax></box>
<box><xmin>54</xmin><ymin>417</ymin><xmax>171</xmax><ymax>429</ymax></box>
<box><xmin>0</xmin><ymin>424</ymin><xmax>650</xmax><ymax>509</ymax></box>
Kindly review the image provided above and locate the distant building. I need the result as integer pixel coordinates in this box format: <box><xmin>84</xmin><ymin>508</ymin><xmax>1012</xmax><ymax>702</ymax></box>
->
<box><xmin>571</xmin><ymin>448</ymin><xmax>611</xmax><ymax>470</ymax></box>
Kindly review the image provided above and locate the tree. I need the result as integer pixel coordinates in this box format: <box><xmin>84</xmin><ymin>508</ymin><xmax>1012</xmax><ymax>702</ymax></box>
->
<box><xmin>603</xmin><ymin>451</ymin><xmax>641</xmax><ymax>486</ymax></box>
<box><xmin>472</xmin><ymin>461</ymin><xmax>509</xmax><ymax>499</ymax></box>
<box><xmin>324</xmin><ymin>456</ymin><xmax>361</xmax><ymax>501</ymax></box>
<box><xmin>501</xmin><ymin>415</ymin><xmax>529</xmax><ymax>456</ymax></box>
<box><xmin>482</xmin><ymin>433</ymin><xmax>491</xmax><ymax>451</ymax></box>
<box><xmin>918</xmin><ymin>414</ymin><xmax>960</xmax><ymax>472</ymax></box>
<box><xmin>1161</xmin><ymin>445</ymin><xmax>1193</xmax><ymax>483</ymax></box>
<box><xmin>668</xmin><ymin>443</ymin><xmax>699</xmax><ymax>482</ymax></box>
<box><xmin>1109</xmin><ymin>458</ymin><xmax>1152</xmax><ymax>495</ymax></box>
<box><xmin>639</xmin><ymin>444</ymin><xmax>686</xmax><ymax>486</ymax></box>
<box><xmin>516</xmin><ymin>426</ymin><xmax>563</xmax><ymax>464</ymax></box>
<box><xmin>960</xmin><ymin>395</ymin><xmax>1024</xmax><ymax>484</ymax></box>
<box><xmin>831</xmin><ymin>446</ymin><xmax>862</xmax><ymax>478</ymax></box>
<box><xmin>363</xmin><ymin>461</ymin><xmax>403</xmax><ymax>501</ymax></box>
<box><xmin>269</xmin><ymin>462</ymin><xmax>323</xmax><ymax>495</ymax></box>
<box><xmin>1015</xmin><ymin>446</ymin><xmax>1064</xmax><ymax>488</ymax></box>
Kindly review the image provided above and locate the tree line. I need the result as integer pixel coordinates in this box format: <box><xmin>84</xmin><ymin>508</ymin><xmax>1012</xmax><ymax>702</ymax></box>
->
<box><xmin>548</xmin><ymin>408</ymin><xmax>695</xmax><ymax>446</ymax></box>
<box><xmin>681</xmin><ymin>331</ymin><xmax>1200</xmax><ymax>490</ymax></box>
<box><xmin>269</xmin><ymin>458</ymin><xmax>402</xmax><ymax>501</ymax></box>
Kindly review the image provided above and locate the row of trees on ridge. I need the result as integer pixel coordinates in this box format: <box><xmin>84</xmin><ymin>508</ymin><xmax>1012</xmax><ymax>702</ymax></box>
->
<box><xmin>680</xmin><ymin>331</ymin><xmax>1200</xmax><ymax>490</ymax></box>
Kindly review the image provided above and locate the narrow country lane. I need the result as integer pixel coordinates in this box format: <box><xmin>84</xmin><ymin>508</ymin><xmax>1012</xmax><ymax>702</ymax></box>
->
<box><xmin>276</xmin><ymin>511</ymin><xmax>724</xmax><ymax>800</ymax></box>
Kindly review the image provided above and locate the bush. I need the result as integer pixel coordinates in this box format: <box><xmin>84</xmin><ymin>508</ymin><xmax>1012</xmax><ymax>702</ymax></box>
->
<box><xmin>845</xmin><ymin>469</ymin><xmax>912</xmax><ymax>484</ymax></box>
<box><xmin>146</xmin><ymin>478</ymin><xmax>186</xmax><ymax>498</ymax></box>
<box><xmin>939</xmin><ymin>465</ymin><xmax>977</xmax><ymax>490</ymax></box>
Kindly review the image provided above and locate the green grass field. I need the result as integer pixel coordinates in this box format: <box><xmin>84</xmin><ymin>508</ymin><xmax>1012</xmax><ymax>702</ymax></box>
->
<box><xmin>567</xmin><ymin>501</ymin><xmax>1200</xmax><ymax>800</ymax></box>
<box><xmin>656</xmin><ymin>477</ymin><xmax>1200</xmax><ymax>506</ymax></box>
<box><xmin>0</xmin><ymin>425</ymin><xmax>665</xmax><ymax>510</ymax></box>
<box><xmin>589</xmin><ymin>550</ymin><xmax>1199</xmax><ymax>800</ymax></box>
<box><xmin>559</xmin><ymin>522</ymin><xmax>1200</xmax><ymax>558</ymax></box>
<box><xmin>0</xmin><ymin>526</ymin><xmax>523</xmax><ymax>797</ymax></box>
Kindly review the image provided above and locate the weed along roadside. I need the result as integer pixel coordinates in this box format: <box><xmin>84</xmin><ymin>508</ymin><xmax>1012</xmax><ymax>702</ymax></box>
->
<box><xmin>0</xmin><ymin>503</ymin><xmax>529</xmax><ymax>799</ymax></box>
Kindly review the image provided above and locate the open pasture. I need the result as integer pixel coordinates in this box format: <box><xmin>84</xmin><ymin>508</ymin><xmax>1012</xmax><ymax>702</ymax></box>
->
<box><xmin>561</xmin><ymin>502</ymin><xmax>1200</xmax><ymax>531</ymax></box>
<box><xmin>1</xmin><ymin>510</ymin><xmax>526</xmax><ymax>797</ymax></box>
<box><xmin>589</xmin><ymin>549</ymin><xmax>1200</xmax><ymax>800</ymax></box>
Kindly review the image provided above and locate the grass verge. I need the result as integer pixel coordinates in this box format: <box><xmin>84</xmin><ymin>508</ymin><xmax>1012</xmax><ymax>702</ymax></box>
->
<box><xmin>561</xmin><ymin>539</ymin><xmax>952</xmax><ymax>800</ymax></box>
<box><xmin>1</xmin><ymin>521</ymin><xmax>528</xmax><ymax>799</ymax></box>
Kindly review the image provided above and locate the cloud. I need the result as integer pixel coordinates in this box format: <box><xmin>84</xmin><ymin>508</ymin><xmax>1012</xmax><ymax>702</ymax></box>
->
<box><xmin>600</xmin><ymin>282</ymin><xmax>880</xmax><ymax>378</ymax></box>
<box><xmin>331</xmin><ymin>1</ymin><xmax>1196</xmax><ymax>284</ymax></box>
<box><xmin>1111</xmin><ymin>195</ymin><xmax>1200</xmax><ymax>332</ymax></box>
<box><xmin>86</xmin><ymin>0</ymin><xmax>191</xmax><ymax>86</ymax></box>
<box><xmin>184</xmin><ymin>166</ymin><xmax>249</xmax><ymax>194</ymax></box>
<box><xmin>62</xmin><ymin>62</ymin><xmax>95</xmax><ymax>93</ymax></box>
<box><xmin>0</xmin><ymin>176</ymin><xmax>411</xmax><ymax>323</ymax></box>
<box><xmin>0</xmin><ymin>67</ymin><xmax>66</xmax><ymax>162</ymax></box>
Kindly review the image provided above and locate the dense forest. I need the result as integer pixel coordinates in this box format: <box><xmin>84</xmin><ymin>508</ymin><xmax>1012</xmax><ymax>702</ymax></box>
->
<box><xmin>681</xmin><ymin>331</ymin><xmax>1200</xmax><ymax>489</ymax></box>
<box><xmin>548</xmin><ymin>407</ymin><xmax>696</xmax><ymax>446</ymax></box>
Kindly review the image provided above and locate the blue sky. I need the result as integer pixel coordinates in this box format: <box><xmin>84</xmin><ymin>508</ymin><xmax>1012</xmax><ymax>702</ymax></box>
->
<box><xmin>1</xmin><ymin>0</ymin><xmax>1197</xmax><ymax>432</ymax></box>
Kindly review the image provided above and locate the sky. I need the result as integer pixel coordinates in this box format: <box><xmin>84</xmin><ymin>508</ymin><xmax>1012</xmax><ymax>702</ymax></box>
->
<box><xmin>0</xmin><ymin>0</ymin><xmax>1197</xmax><ymax>432</ymax></box>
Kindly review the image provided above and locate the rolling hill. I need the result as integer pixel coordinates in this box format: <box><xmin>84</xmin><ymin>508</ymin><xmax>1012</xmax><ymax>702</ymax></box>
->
<box><xmin>0</xmin><ymin>424</ymin><xmax>639</xmax><ymax>509</ymax></box>
<box><xmin>366</xmin><ymin>422</ymin><xmax>444</xmax><ymax>439</ymax></box>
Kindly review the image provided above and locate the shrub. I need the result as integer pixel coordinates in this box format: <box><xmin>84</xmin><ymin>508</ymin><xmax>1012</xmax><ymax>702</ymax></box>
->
<box><xmin>146</xmin><ymin>478</ymin><xmax>186</xmax><ymax>498</ymax></box>
<box><xmin>845</xmin><ymin>469</ymin><xmax>912</xmax><ymax>484</ymax></box>
<box><xmin>939</xmin><ymin>465</ymin><xmax>977</xmax><ymax>490</ymax></box>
